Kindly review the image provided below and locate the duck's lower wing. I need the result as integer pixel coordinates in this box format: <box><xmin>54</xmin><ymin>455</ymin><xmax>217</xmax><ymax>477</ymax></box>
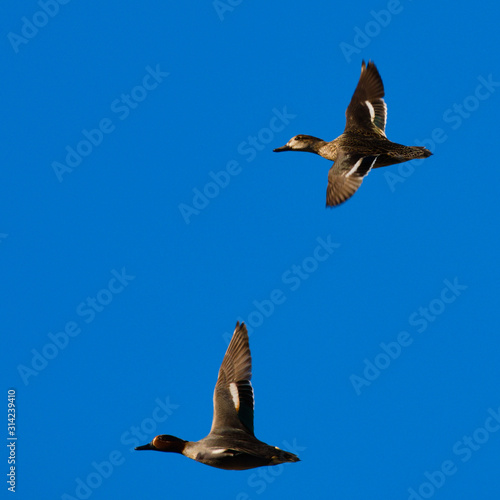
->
<box><xmin>326</xmin><ymin>152</ymin><xmax>379</xmax><ymax>207</ymax></box>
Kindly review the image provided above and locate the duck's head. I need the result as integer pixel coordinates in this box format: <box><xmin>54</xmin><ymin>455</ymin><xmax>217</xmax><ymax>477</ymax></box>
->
<box><xmin>135</xmin><ymin>434</ymin><xmax>187</xmax><ymax>454</ymax></box>
<box><xmin>273</xmin><ymin>134</ymin><xmax>325</xmax><ymax>153</ymax></box>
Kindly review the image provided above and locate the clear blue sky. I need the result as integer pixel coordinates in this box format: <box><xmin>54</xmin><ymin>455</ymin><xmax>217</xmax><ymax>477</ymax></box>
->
<box><xmin>3</xmin><ymin>2</ymin><xmax>500</xmax><ymax>499</ymax></box>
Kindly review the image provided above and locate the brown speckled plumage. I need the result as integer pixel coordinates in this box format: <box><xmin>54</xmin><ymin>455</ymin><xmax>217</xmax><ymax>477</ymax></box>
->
<box><xmin>274</xmin><ymin>61</ymin><xmax>432</xmax><ymax>207</ymax></box>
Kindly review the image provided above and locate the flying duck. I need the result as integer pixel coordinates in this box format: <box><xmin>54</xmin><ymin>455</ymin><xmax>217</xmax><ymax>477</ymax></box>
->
<box><xmin>274</xmin><ymin>60</ymin><xmax>432</xmax><ymax>206</ymax></box>
<box><xmin>135</xmin><ymin>322</ymin><xmax>300</xmax><ymax>470</ymax></box>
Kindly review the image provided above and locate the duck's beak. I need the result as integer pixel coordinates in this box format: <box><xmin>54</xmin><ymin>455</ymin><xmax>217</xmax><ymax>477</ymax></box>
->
<box><xmin>273</xmin><ymin>144</ymin><xmax>291</xmax><ymax>152</ymax></box>
<box><xmin>135</xmin><ymin>443</ymin><xmax>155</xmax><ymax>451</ymax></box>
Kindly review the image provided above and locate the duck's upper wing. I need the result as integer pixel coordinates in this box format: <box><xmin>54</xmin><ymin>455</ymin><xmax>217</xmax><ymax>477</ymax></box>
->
<box><xmin>210</xmin><ymin>322</ymin><xmax>255</xmax><ymax>435</ymax></box>
<box><xmin>344</xmin><ymin>60</ymin><xmax>387</xmax><ymax>136</ymax></box>
<box><xmin>326</xmin><ymin>151</ymin><xmax>379</xmax><ymax>207</ymax></box>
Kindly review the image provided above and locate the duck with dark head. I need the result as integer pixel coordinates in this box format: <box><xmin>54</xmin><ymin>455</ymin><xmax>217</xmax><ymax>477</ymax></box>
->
<box><xmin>135</xmin><ymin>322</ymin><xmax>300</xmax><ymax>470</ymax></box>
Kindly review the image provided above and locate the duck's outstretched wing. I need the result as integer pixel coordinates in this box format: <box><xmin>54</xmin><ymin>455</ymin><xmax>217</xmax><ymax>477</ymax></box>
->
<box><xmin>344</xmin><ymin>60</ymin><xmax>387</xmax><ymax>136</ymax></box>
<box><xmin>326</xmin><ymin>152</ymin><xmax>379</xmax><ymax>207</ymax></box>
<box><xmin>210</xmin><ymin>322</ymin><xmax>255</xmax><ymax>435</ymax></box>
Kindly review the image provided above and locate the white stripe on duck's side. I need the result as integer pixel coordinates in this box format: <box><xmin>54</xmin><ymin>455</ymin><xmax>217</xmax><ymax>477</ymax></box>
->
<box><xmin>210</xmin><ymin>448</ymin><xmax>230</xmax><ymax>455</ymax></box>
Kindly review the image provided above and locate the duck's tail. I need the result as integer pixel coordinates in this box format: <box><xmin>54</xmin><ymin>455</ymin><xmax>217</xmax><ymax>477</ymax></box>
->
<box><xmin>411</xmin><ymin>146</ymin><xmax>433</xmax><ymax>159</ymax></box>
<box><xmin>272</xmin><ymin>448</ymin><xmax>301</xmax><ymax>464</ymax></box>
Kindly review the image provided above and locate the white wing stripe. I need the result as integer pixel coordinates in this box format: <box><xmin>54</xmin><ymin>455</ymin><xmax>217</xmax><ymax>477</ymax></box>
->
<box><xmin>229</xmin><ymin>382</ymin><xmax>240</xmax><ymax>411</ymax></box>
<box><xmin>345</xmin><ymin>156</ymin><xmax>378</xmax><ymax>178</ymax></box>
<box><xmin>365</xmin><ymin>100</ymin><xmax>375</xmax><ymax>121</ymax></box>
<box><xmin>346</xmin><ymin>158</ymin><xmax>363</xmax><ymax>177</ymax></box>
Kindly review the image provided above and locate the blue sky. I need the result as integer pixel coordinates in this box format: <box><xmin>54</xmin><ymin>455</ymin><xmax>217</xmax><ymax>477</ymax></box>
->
<box><xmin>3</xmin><ymin>2</ymin><xmax>500</xmax><ymax>499</ymax></box>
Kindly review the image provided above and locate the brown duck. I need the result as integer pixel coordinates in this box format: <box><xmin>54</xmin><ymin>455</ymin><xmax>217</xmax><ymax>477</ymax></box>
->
<box><xmin>274</xmin><ymin>60</ymin><xmax>432</xmax><ymax>207</ymax></box>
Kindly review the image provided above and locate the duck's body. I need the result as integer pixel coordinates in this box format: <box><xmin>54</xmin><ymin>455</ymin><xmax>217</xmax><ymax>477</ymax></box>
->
<box><xmin>274</xmin><ymin>61</ymin><xmax>432</xmax><ymax>207</ymax></box>
<box><xmin>181</xmin><ymin>431</ymin><xmax>297</xmax><ymax>470</ymax></box>
<box><xmin>305</xmin><ymin>131</ymin><xmax>430</xmax><ymax>166</ymax></box>
<box><xmin>135</xmin><ymin>323</ymin><xmax>300</xmax><ymax>470</ymax></box>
